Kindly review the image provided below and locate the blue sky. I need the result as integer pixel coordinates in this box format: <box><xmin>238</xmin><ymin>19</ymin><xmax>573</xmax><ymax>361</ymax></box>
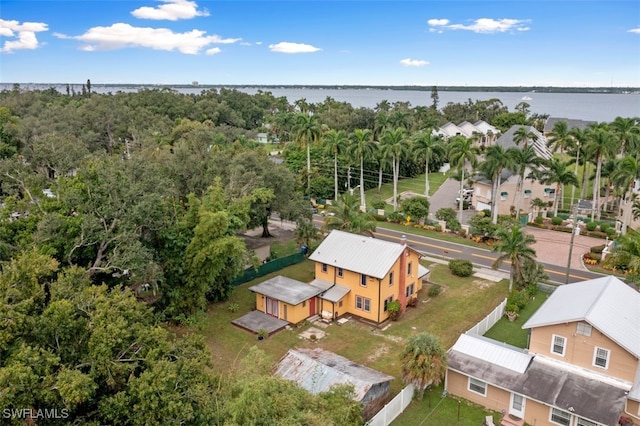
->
<box><xmin>1</xmin><ymin>0</ymin><xmax>639</xmax><ymax>86</ymax></box>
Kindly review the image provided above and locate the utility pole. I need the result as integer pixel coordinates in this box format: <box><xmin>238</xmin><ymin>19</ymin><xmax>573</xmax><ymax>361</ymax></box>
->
<box><xmin>565</xmin><ymin>204</ymin><xmax>578</xmax><ymax>284</ymax></box>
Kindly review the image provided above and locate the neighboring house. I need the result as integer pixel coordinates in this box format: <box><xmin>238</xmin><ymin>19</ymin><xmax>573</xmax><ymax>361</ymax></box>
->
<box><xmin>435</xmin><ymin>120</ymin><xmax>499</xmax><ymax>148</ymax></box>
<box><xmin>274</xmin><ymin>348</ymin><xmax>394</xmax><ymax>420</ymax></box>
<box><xmin>445</xmin><ymin>276</ymin><xmax>640</xmax><ymax>426</ymax></box>
<box><xmin>471</xmin><ymin>125</ymin><xmax>553</xmax><ymax>217</ymax></box>
<box><xmin>249</xmin><ymin>230</ymin><xmax>429</xmax><ymax>325</ymax></box>
<box><xmin>256</xmin><ymin>132</ymin><xmax>269</xmax><ymax>143</ymax></box>
<box><xmin>543</xmin><ymin>117</ymin><xmax>596</xmax><ymax>136</ymax></box>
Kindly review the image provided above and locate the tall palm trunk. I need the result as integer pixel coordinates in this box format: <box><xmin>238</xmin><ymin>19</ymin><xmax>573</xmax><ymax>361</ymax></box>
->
<box><xmin>492</xmin><ymin>172</ymin><xmax>501</xmax><ymax>224</ymax></box>
<box><xmin>378</xmin><ymin>165</ymin><xmax>383</xmax><ymax>194</ymax></box>
<box><xmin>514</xmin><ymin>175</ymin><xmax>524</xmax><ymax>220</ymax></box>
<box><xmin>306</xmin><ymin>144</ymin><xmax>311</xmax><ymax>191</ymax></box>
<box><xmin>554</xmin><ymin>183</ymin><xmax>561</xmax><ymax>216</ymax></box>
<box><xmin>592</xmin><ymin>158</ymin><xmax>602</xmax><ymax>221</ymax></box>
<box><xmin>393</xmin><ymin>157</ymin><xmax>400</xmax><ymax>212</ymax></box>
<box><xmin>360</xmin><ymin>156</ymin><xmax>366</xmax><ymax>209</ymax></box>
<box><xmin>458</xmin><ymin>168</ymin><xmax>465</xmax><ymax>223</ymax></box>
<box><xmin>334</xmin><ymin>153</ymin><xmax>338</xmax><ymax>201</ymax></box>
<box><xmin>424</xmin><ymin>157</ymin><xmax>430</xmax><ymax>198</ymax></box>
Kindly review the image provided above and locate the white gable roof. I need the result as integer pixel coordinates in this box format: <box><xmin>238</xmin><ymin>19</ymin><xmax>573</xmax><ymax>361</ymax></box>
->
<box><xmin>309</xmin><ymin>230</ymin><xmax>413</xmax><ymax>279</ymax></box>
<box><xmin>473</xmin><ymin>120</ymin><xmax>499</xmax><ymax>135</ymax></box>
<box><xmin>449</xmin><ymin>333</ymin><xmax>533</xmax><ymax>373</ymax></box>
<box><xmin>523</xmin><ymin>276</ymin><xmax>640</xmax><ymax>358</ymax></box>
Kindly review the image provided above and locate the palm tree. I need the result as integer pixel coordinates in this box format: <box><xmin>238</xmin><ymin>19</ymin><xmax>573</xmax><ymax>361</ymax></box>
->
<box><xmin>389</xmin><ymin>109</ymin><xmax>410</xmax><ymax>130</ymax></box>
<box><xmin>492</xmin><ymin>225</ymin><xmax>537</xmax><ymax>292</ymax></box>
<box><xmin>349</xmin><ymin>129</ymin><xmax>375</xmax><ymax>209</ymax></box>
<box><xmin>477</xmin><ymin>144</ymin><xmax>513</xmax><ymax>224</ymax></box>
<box><xmin>293</xmin><ymin>113</ymin><xmax>321</xmax><ymax>192</ymax></box>
<box><xmin>400</xmin><ymin>332</ymin><xmax>447</xmax><ymax>400</ymax></box>
<box><xmin>604</xmin><ymin>231</ymin><xmax>640</xmax><ymax>287</ymax></box>
<box><xmin>322</xmin><ymin>129</ymin><xmax>349</xmax><ymax>201</ymax></box>
<box><xmin>411</xmin><ymin>130</ymin><xmax>444</xmax><ymax>198</ymax></box>
<box><xmin>610</xmin><ymin>116</ymin><xmax>640</xmax><ymax>157</ymax></box>
<box><xmin>611</xmin><ymin>155</ymin><xmax>640</xmax><ymax>234</ymax></box>
<box><xmin>295</xmin><ymin>217</ymin><xmax>321</xmax><ymax>249</ymax></box>
<box><xmin>547</xmin><ymin>120</ymin><xmax>573</xmax><ymax>154</ymax></box>
<box><xmin>381</xmin><ymin>127</ymin><xmax>409</xmax><ymax>212</ymax></box>
<box><xmin>569</xmin><ymin>127</ymin><xmax>590</xmax><ymax>201</ymax></box>
<box><xmin>323</xmin><ymin>192</ymin><xmax>376</xmax><ymax>236</ymax></box>
<box><xmin>448</xmin><ymin>136</ymin><xmax>478</xmax><ymax>223</ymax></box>
<box><xmin>513</xmin><ymin>126</ymin><xmax>538</xmax><ymax>149</ymax></box>
<box><xmin>508</xmin><ymin>145</ymin><xmax>541</xmax><ymax>218</ymax></box>
<box><xmin>585</xmin><ymin>126</ymin><xmax>618</xmax><ymax>221</ymax></box>
<box><xmin>536</xmin><ymin>158</ymin><xmax>579</xmax><ymax>217</ymax></box>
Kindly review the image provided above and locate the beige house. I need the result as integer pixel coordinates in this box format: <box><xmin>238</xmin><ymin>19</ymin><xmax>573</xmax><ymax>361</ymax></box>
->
<box><xmin>435</xmin><ymin>120</ymin><xmax>499</xmax><ymax>148</ymax></box>
<box><xmin>446</xmin><ymin>276</ymin><xmax>640</xmax><ymax>426</ymax></box>
<box><xmin>471</xmin><ymin>125</ymin><xmax>553</xmax><ymax>218</ymax></box>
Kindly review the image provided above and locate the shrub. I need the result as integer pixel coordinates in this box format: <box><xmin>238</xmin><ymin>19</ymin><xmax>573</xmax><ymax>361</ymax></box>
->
<box><xmin>605</xmin><ymin>227</ymin><xmax>616</xmax><ymax>238</ymax></box>
<box><xmin>370</xmin><ymin>196</ymin><xmax>386</xmax><ymax>210</ymax></box>
<box><xmin>505</xmin><ymin>302</ymin><xmax>520</xmax><ymax>314</ymax></box>
<box><xmin>599</xmin><ymin>223</ymin><xmax>610</xmax><ymax>233</ymax></box>
<box><xmin>227</xmin><ymin>302</ymin><xmax>240</xmax><ymax>313</ymax></box>
<box><xmin>482</xmin><ymin>209</ymin><xmax>491</xmax><ymax>217</ymax></box>
<box><xmin>534</xmin><ymin>215</ymin><xmax>544</xmax><ymax>225</ymax></box>
<box><xmin>551</xmin><ymin>216</ymin><xmax>563</xmax><ymax>226</ymax></box>
<box><xmin>387</xmin><ymin>300</ymin><xmax>401</xmax><ymax>320</ymax></box>
<box><xmin>433</xmin><ymin>224</ymin><xmax>442</xmax><ymax>232</ymax></box>
<box><xmin>524</xmin><ymin>284</ymin><xmax>538</xmax><ymax>298</ymax></box>
<box><xmin>586</xmin><ymin>221</ymin><xmax>598</xmax><ymax>231</ymax></box>
<box><xmin>427</xmin><ymin>284</ymin><xmax>442</xmax><ymax>297</ymax></box>
<box><xmin>435</xmin><ymin>207</ymin><xmax>456</xmax><ymax>222</ymax></box>
<box><xmin>447</xmin><ymin>218</ymin><xmax>461</xmax><ymax>232</ymax></box>
<box><xmin>590</xmin><ymin>244</ymin><xmax>605</xmax><ymax>254</ymax></box>
<box><xmin>407</xmin><ymin>296</ymin><xmax>419</xmax><ymax>307</ymax></box>
<box><xmin>373</xmin><ymin>214</ymin><xmax>387</xmax><ymax>222</ymax></box>
<box><xmin>458</xmin><ymin>228</ymin><xmax>467</xmax><ymax>238</ymax></box>
<box><xmin>448</xmin><ymin>259</ymin><xmax>473</xmax><ymax>277</ymax></box>
<box><xmin>507</xmin><ymin>290</ymin><xmax>527</xmax><ymax>310</ymax></box>
<box><xmin>387</xmin><ymin>212</ymin><xmax>405</xmax><ymax>223</ymax></box>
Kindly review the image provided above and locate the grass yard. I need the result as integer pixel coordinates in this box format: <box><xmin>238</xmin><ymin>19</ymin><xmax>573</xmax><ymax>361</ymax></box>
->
<box><xmin>191</xmin><ymin>257</ymin><xmax>509</xmax><ymax>424</ymax></box>
<box><xmin>366</xmin><ymin>171</ymin><xmax>451</xmax><ymax>211</ymax></box>
<box><xmin>392</xmin><ymin>384</ymin><xmax>502</xmax><ymax>426</ymax></box>
<box><xmin>377</xmin><ymin>222</ymin><xmax>486</xmax><ymax>249</ymax></box>
<box><xmin>483</xmin><ymin>292</ymin><xmax>549</xmax><ymax>348</ymax></box>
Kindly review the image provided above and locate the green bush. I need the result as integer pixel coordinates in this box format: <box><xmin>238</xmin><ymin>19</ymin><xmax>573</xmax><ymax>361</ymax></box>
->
<box><xmin>551</xmin><ymin>216</ymin><xmax>563</xmax><ymax>226</ymax></box>
<box><xmin>458</xmin><ymin>228</ymin><xmax>467</xmax><ymax>238</ymax></box>
<box><xmin>590</xmin><ymin>244</ymin><xmax>605</xmax><ymax>254</ymax></box>
<box><xmin>507</xmin><ymin>290</ymin><xmax>528</xmax><ymax>310</ymax></box>
<box><xmin>534</xmin><ymin>215</ymin><xmax>544</xmax><ymax>225</ymax></box>
<box><xmin>599</xmin><ymin>223</ymin><xmax>610</xmax><ymax>233</ymax></box>
<box><xmin>435</xmin><ymin>207</ymin><xmax>456</xmax><ymax>222</ymax></box>
<box><xmin>370</xmin><ymin>196</ymin><xmax>386</xmax><ymax>210</ymax></box>
<box><xmin>586</xmin><ymin>221</ymin><xmax>598</xmax><ymax>231</ymax></box>
<box><xmin>427</xmin><ymin>284</ymin><xmax>442</xmax><ymax>297</ymax></box>
<box><xmin>373</xmin><ymin>214</ymin><xmax>387</xmax><ymax>222</ymax></box>
<box><xmin>448</xmin><ymin>259</ymin><xmax>473</xmax><ymax>277</ymax></box>
<box><xmin>434</xmin><ymin>224</ymin><xmax>442</xmax><ymax>232</ymax></box>
<box><xmin>387</xmin><ymin>300</ymin><xmax>401</xmax><ymax>320</ymax></box>
<box><xmin>505</xmin><ymin>302</ymin><xmax>520</xmax><ymax>314</ymax></box>
<box><xmin>447</xmin><ymin>219</ymin><xmax>461</xmax><ymax>232</ymax></box>
<box><xmin>387</xmin><ymin>212</ymin><xmax>405</xmax><ymax>223</ymax></box>
<box><xmin>605</xmin><ymin>227</ymin><xmax>616</xmax><ymax>238</ymax></box>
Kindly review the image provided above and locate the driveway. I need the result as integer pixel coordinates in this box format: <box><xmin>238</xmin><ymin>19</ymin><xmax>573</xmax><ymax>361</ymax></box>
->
<box><xmin>525</xmin><ymin>226</ymin><xmax>607</xmax><ymax>272</ymax></box>
<box><xmin>429</xmin><ymin>177</ymin><xmax>476</xmax><ymax>225</ymax></box>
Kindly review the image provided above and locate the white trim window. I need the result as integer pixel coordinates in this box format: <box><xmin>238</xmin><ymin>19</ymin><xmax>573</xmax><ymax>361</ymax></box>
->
<box><xmin>360</xmin><ymin>273</ymin><xmax>367</xmax><ymax>287</ymax></box>
<box><xmin>576</xmin><ymin>417</ymin><xmax>598</xmax><ymax>426</ymax></box>
<box><xmin>593</xmin><ymin>347</ymin><xmax>610</xmax><ymax>369</ymax></box>
<box><xmin>355</xmin><ymin>295</ymin><xmax>371</xmax><ymax>313</ymax></box>
<box><xmin>337</xmin><ymin>267</ymin><xmax>344</xmax><ymax>278</ymax></box>
<box><xmin>321</xmin><ymin>263</ymin><xmax>328</xmax><ymax>273</ymax></box>
<box><xmin>550</xmin><ymin>407</ymin><xmax>571</xmax><ymax>426</ymax></box>
<box><xmin>551</xmin><ymin>335</ymin><xmax>566</xmax><ymax>356</ymax></box>
<box><xmin>576</xmin><ymin>322</ymin><xmax>592</xmax><ymax>337</ymax></box>
<box><xmin>468</xmin><ymin>377</ymin><xmax>487</xmax><ymax>396</ymax></box>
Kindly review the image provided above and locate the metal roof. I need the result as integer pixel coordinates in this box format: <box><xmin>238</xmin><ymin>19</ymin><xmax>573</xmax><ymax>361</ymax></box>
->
<box><xmin>248</xmin><ymin>275</ymin><xmax>324</xmax><ymax>305</ymax></box>
<box><xmin>417</xmin><ymin>265</ymin><xmax>430</xmax><ymax>279</ymax></box>
<box><xmin>309</xmin><ymin>230</ymin><xmax>416</xmax><ymax>279</ymax></box>
<box><xmin>450</xmin><ymin>333</ymin><xmax>533</xmax><ymax>374</ymax></box>
<box><xmin>495</xmin><ymin>125</ymin><xmax>552</xmax><ymax>161</ymax></box>
<box><xmin>447</xmin><ymin>347</ymin><xmax>628</xmax><ymax>426</ymax></box>
<box><xmin>543</xmin><ymin>117</ymin><xmax>596</xmax><ymax>133</ymax></box>
<box><xmin>309</xmin><ymin>279</ymin><xmax>351</xmax><ymax>302</ymax></box>
<box><xmin>523</xmin><ymin>276</ymin><xmax>640</xmax><ymax>358</ymax></box>
<box><xmin>274</xmin><ymin>348</ymin><xmax>394</xmax><ymax>401</ymax></box>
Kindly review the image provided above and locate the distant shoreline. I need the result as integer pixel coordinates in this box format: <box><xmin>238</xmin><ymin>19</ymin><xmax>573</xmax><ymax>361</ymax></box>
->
<box><xmin>3</xmin><ymin>83</ymin><xmax>639</xmax><ymax>95</ymax></box>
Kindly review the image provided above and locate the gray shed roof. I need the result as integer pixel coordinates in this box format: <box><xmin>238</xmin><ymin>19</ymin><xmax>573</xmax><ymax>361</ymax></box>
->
<box><xmin>309</xmin><ymin>230</ymin><xmax>419</xmax><ymax>279</ymax></box>
<box><xmin>308</xmin><ymin>278</ymin><xmax>351</xmax><ymax>302</ymax></box>
<box><xmin>248</xmin><ymin>275</ymin><xmax>324</xmax><ymax>305</ymax></box>
<box><xmin>274</xmin><ymin>348</ymin><xmax>394</xmax><ymax>401</ymax></box>
<box><xmin>523</xmin><ymin>276</ymin><xmax>640</xmax><ymax>358</ymax></box>
<box><xmin>544</xmin><ymin>117</ymin><xmax>596</xmax><ymax>133</ymax></box>
<box><xmin>448</xmin><ymin>338</ymin><xmax>628</xmax><ymax>426</ymax></box>
<box><xmin>450</xmin><ymin>333</ymin><xmax>533</xmax><ymax>374</ymax></box>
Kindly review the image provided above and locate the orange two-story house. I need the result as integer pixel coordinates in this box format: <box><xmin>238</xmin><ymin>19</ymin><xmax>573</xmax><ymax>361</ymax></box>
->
<box><xmin>249</xmin><ymin>230</ymin><xmax>429</xmax><ymax>326</ymax></box>
<box><xmin>445</xmin><ymin>276</ymin><xmax>640</xmax><ymax>426</ymax></box>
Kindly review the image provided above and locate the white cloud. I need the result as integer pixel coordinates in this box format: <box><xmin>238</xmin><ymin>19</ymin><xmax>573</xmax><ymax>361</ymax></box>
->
<box><xmin>206</xmin><ymin>47</ymin><xmax>221</xmax><ymax>55</ymax></box>
<box><xmin>427</xmin><ymin>19</ymin><xmax>449</xmax><ymax>26</ymax></box>
<box><xmin>629</xmin><ymin>28</ymin><xmax>640</xmax><ymax>34</ymax></box>
<box><xmin>0</xmin><ymin>19</ymin><xmax>48</xmax><ymax>53</ymax></box>
<box><xmin>269</xmin><ymin>42</ymin><xmax>321</xmax><ymax>53</ymax></box>
<box><xmin>131</xmin><ymin>0</ymin><xmax>209</xmax><ymax>21</ymax></box>
<box><xmin>400</xmin><ymin>58</ymin><xmax>429</xmax><ymax>67</ymax></box>
<box><xmin>428</xmin><ymin>17</ymin><xmax>530</xmax><ymax>33</ymax></box>
<box><xmin>56</xmin><ymin>23</ymin><xmax>240</xmax><ymax>54</ymax></box>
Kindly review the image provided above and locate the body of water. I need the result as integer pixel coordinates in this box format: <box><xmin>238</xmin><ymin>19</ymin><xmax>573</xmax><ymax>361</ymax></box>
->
<box><xmin>3</xmin><ymin>83</ymin><xmax>639</xmax><ymax>123</ymax></box>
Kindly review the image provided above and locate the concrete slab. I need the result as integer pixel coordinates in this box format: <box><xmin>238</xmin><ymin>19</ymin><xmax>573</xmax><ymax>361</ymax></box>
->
<box><xmin>474</xmin><ymin>269</ymin><xmax>510</xmax><ymax>282</ymax></box>
<box><xmin>232</xmin><ymin>310</ymin><xmax>288</xmax><ymax>335</ymax></box>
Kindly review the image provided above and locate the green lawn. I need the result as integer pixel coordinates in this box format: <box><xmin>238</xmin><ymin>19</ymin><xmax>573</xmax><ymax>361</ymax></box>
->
<box><xmin>483</xmin><ymin>291</ymin><xmax>549</xmax><ymax>348</ymax></box>
<box><xmin>191</xmin><ymin>258</ymin><xmax>509</xmax><ymax>424</ymax></box>
<box><xmin>366</xmin><ymin>171</ymin><xmax>451</xmax><ymax>211</ymax></box>
<box><xmin>377</xmin><ymin>221</ymin><xmax>486</xmax><ymax>249</ymax></box>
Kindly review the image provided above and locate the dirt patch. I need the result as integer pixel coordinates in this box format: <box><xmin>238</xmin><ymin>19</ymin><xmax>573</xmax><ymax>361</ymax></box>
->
<box><xmin>471</xmin><ymin>279</ymin><xmax>495</xmax><ymax>289</ymax></box>
<box><xmin>366</xmin><ymin>343</ymin><xmax>391</xmax><ymax>363</ymax></box>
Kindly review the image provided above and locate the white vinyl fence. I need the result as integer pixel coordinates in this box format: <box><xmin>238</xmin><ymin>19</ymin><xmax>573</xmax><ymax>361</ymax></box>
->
<box><xmin>466</xmin><ymin>298</ymin><xmax>507</xmax><ymax>336</ymax></box>
<box><xmin>367</xmin><ymin>384</ymin><xmax>415</xmax><ymax>426</ymax></box>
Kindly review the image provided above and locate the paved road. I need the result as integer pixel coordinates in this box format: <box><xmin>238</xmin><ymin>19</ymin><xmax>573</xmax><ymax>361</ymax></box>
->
<box><xmin>311</xmin><ymin>215</ymin><xmax>604</xmax><ymax>285</ymax></box>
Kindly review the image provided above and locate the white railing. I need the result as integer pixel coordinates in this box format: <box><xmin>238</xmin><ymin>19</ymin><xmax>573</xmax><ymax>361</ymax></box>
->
<box><xmin>466</xmin><ymin>298</ymin><xmax>507</xmax><ymax>335</ymax></box>
<box><xmin>367</xmin><ymin>384</ymin><xmax>415</xmax><ymax>426</ymax></box>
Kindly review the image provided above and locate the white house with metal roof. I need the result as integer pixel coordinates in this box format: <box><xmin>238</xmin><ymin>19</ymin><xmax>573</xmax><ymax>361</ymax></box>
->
<box><xmin>445</xmin><ymin>276</ymin><xmax>640</xmax><ymax>426</ymax></box>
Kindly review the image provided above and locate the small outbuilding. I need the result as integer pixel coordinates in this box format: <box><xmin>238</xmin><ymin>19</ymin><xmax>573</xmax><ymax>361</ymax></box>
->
<box><xmin>274</xmin><ymin>348</ymin><xmax>394</xmax><ymax>420</ymax></box>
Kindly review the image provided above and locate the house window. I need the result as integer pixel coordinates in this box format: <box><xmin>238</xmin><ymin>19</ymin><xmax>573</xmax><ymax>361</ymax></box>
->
<box><xmin>468</xmin><ymin>377</ymin><xmax>486</xmax><ymax>396</ymax></box>
<box><xmin>321</xmin><ymin>263</ymin><xmax>328</xmax><ymax>273</ymax></box>
<box><xmin>550</xmin><ymin>408</ymin><xmax>571</xmax><ymax>426</ymax></box>
<box><xmin>302</xmin><ymin>301</ymin><xmax>306</xmax><ymax>307</ymax></box>
<box><xmin>337</xmin><ymin>267</ymin><xmax>343</xmax><ymax>278</ymax></box>
<box><xmin>524</xmin><ymin>189</ymin><xmax>531</xmax><ymax>199</ymax></box>
<box><xmin>593</xmin><ymin>347</ymin><xmax>610</xmax><ymax>369</ymax></box>
<box><xmin>576</xmin><ymin>322</ymin><xmax>592</xmax><ymax>337</ymax></box>
<box><xmin>383</xmin><ymin>296</ymin><xmax>393</xmax><ymax>312</ymax></box>
<box><xmin>360</xmin><ymin>274</ymin><xmax>367</xmax><ymax>287</ymax></box>
<box><xmin>576</xmin><ymin>417</ymin><xmax>597</xmax><ymax>426</ymax></box>
<box><xmin>389</xmin><ymin>272</ymin><xmax>394</xmax><ymax>286</ymax></box>
<box><xmin>338</xmin><ymin>301</ymin><xmax>343</xmax><ymax>308</ymax></box>
<box><xmin>551</xmin><ymin>335</ymin><xmax>566</xmax><ymax>356</ymax></box>
<box><xmin>500</xmin><ymin>191</ymin><xmax>508</xmax><ymax>201</ymax></box>
<box><xmin>407</xmin><ymin>262</ymin><xmax>412</xmax><ymax>276</ymax></box>
<box><xmin>356</xmin><ymin>296</ymin><xmax>371</xmax><ymax>313</ymax></box>
<box><xmin>405</xmin><ymin>283</ymin><xmax>415</xmax><ymax>297</ymax></box>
